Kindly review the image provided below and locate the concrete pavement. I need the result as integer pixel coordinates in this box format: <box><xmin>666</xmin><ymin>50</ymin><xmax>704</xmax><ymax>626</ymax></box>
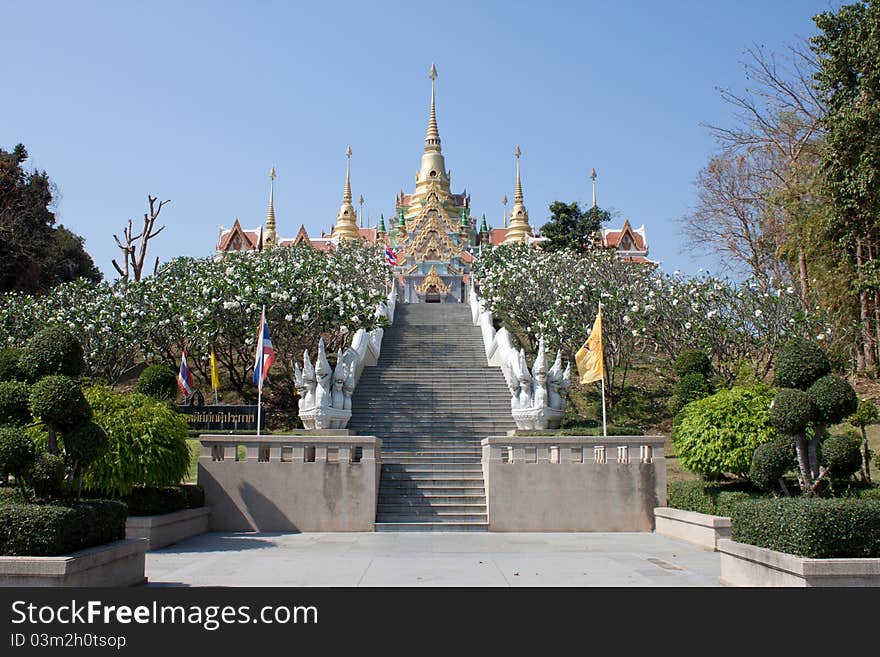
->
<box><xmin>146</xmin><ymin>531</ymin><xmax>721</xmax><ymax>587</ymax></box>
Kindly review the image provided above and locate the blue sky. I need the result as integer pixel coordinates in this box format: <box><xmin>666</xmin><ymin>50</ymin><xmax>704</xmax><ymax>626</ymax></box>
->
<box><xmin>2</xmin><ymin>0</ymin><xmax>837</xmax><ymax>279</ymax></box>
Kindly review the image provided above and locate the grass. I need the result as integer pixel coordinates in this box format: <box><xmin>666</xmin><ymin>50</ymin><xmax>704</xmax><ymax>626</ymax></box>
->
<box><xmin>185</xmin><ymin>439</ymin><xmax>200</xmax><ymax>483</ymax></box>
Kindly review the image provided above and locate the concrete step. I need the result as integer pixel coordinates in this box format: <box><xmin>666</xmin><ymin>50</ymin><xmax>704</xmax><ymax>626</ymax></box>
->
<box><xmin>378</xmin><ymin>503</ymin><xmax>486</xmax><ymax>513</ymax></box>
<box><xmin>378</xmin><ymin>494</ymin><xmax>486</xmax><ymax>504</ymax></box>
<box><xmin>382</xmin><ymin>464</ymin><xmax>482</xmax><ymax>472</ymax></box>
<box><xmin>375</xmin><ymin>522</ymin><xmax>488</xmax><ymax>532</ymax></box>
<box><xmin>380</xmin><ymin>477</ymin><xmax>484</xmax><ymax>487</ymax></box>
<box><xmin>377</xmin><ymin>513</ymin><xmax>488</xmax><ymax>522</ymax></box>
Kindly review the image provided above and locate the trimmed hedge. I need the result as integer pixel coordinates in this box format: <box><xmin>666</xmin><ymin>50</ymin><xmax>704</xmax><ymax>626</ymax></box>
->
<box><xmin>674</xmin><ymin>349</ymin><xmax>713</xmax><ymax>379</ymax></box>
<box><xmin>666</xmin><ymin>480</ymin><xmax>763</xmax><ymax>516</ymax></box>
<box><xmin>0</xmin><ymin>499</ymin><xmax>127</xmax><ymax>556</ymax></box>
<box><xmin>750</xmin><ymin>440</ymin><xmax>794</xmax><ymax>492</ymax></box>
<box><xmin>773</xmin><ymin>337</ymin><xmax>830</xmax><ymax>390</ymax></box>
<box><xmin>822</xmin><ymin>433</ymin><xmax>863</xmax><ymax>479</ymax></box>
<box><xmin>0</xmin><ymin>349</ymin><xmax>23</xmax><ymax>382</ymax></box>
<box><xmin>0</xmin><ymin>381</ymin><xmax>31</xmax><ymax>426</ymax></box>
<box><xmin>122</xmin><ymin>485</ymin><xmax>205</xmax><ymax>517</ymax></box>
<box><xmin>731</xmin><ymin>498</ymin><xmax>880</xmax><ymax>558</ymax></box>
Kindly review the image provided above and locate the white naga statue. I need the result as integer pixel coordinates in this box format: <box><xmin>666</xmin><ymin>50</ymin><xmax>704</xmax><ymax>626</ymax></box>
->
<box><xmin>294</xmin><ymin>338</ymin><xmax>353</xmax><ymax>429</ymax></box>
<box><xmin>507</xmin><ymin>337</ymin><xmax>570</xmax><ymax>430</ymax></box>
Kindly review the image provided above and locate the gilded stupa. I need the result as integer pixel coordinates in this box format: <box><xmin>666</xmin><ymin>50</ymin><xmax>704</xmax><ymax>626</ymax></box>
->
<box><xmin>390</xmin><ymin>64</ymin><xmax>474</xmax><ymax>302</ymax></box>
<box><xmin>502</xmin><ymin>146</ymin><xmax>533</xmax><ymax>244</ymax></box>
<box><xmin>331</xmin><ymin>146</ymin><xmax>362</xmax><ymax>241</ymax></box>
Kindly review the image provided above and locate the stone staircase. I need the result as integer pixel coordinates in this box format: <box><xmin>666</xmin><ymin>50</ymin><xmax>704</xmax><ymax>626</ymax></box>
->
<box><xmin>349</xmin><ymin>301</ymin><xmax>515</xmax><ymax>531</ymax></box>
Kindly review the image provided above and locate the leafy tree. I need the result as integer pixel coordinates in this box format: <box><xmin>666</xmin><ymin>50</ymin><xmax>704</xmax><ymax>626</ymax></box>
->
<box><xmin>540</xmin><ymin>202</ymin><xmax>609</xmax><ymax>253</ymax></box>
<box><xmin>0</xmin><ymin>144</ymin><xmax>100</xmax><ymax>293</ymax></box>
<box><xmin>812</xmin><ymin>2</ymin><xmax>880</xmax><ymax>371</ymax></box>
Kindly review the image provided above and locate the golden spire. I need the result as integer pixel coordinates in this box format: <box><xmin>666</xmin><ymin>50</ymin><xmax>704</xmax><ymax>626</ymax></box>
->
<box><xmin>332</xmin><ymin>146</ymin><xmax>361</xmax><ymax>241</ymax></box>
<box><xmin>265</xmin><ymin>165</ymin><xmax>277</xmax><ymax>248</ymax></box>
<box><xmin>504</xmin><ymin>145</ymin><xmax>533</xmax><ymax>245</ymax></box>
<box><xmin>425</xmin><ymin>63</ymin><xmax>441</xmax><ymax>153</ymax></box>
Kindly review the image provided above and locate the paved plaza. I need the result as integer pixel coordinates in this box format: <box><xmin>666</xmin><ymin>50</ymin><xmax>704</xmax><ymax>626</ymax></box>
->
<box><xmin>146</xmin><ymin>532</ymin><xmax>721</xmax><ymax>587</ymax></box>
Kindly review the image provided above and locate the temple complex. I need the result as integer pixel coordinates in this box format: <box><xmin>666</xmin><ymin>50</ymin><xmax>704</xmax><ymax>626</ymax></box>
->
<box><xmin>215</xmin><ymin>65</ymin><xmax>653</xmax><ymax>291</ymax></box>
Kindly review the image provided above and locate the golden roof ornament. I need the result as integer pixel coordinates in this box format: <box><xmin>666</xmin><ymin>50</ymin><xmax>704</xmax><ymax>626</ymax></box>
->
<box><xmin>425</xmin><ymin>63</ymin><xmax>441</xmax><ymax>152</ymax></box>
<box><xmin>591</xmin><ymin>167</ymin><xmax>597</xmax><ymax>208</ymax></box>
<box><xmin>415</xmin><ymin>264</ymin><xmax>452</xmax><ymax>295</ymax></box>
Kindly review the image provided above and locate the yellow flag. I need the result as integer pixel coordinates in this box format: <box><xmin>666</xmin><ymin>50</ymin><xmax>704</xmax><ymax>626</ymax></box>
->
<box><xmin>210</xmin><ymin>347</ymin><xmax>220</xmax><ymax>393</ymax></box>
<box><xmin>575</xmin><ymin>306</ymin><xmax>604</xmax><ymax>384</ymax></box>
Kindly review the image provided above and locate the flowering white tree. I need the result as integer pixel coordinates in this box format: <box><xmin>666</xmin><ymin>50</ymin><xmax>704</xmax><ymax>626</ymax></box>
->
<box><xmin>473</xmin><ymin>244</ymin><xmax>825</xmax><ymax>403</ymax></box>
<box><xmin>0</xmin><ymin>242</ymin><xmax>391</xmax><ymax>403</ymax></box>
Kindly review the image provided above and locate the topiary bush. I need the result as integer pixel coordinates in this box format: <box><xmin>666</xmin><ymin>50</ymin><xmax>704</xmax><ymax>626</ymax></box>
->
<box><xmin>808</xmin><ymin>375</ymin><xmax>858</xmax><ymax>426</ymax></box>
<box><xmin>731</xmin><ymin>498</ymin><xmax>880</xmax><ymax>558</ymax></box>
<box><xmin>28</xmin><ymin>375</ymin><xmax>92</xmax><ymax>431</ymax></box>
<box><xmin>0</xmin><ymin>427</ymin><xmax>37</xmax><ymax>496</ymax></box>
<box><xmin>83</xmin><ymin>385</ymin><xmax>191</xmax><ymax>496</ymax></box>
<box><xmin>0</xmin><ymin>349</ymin><xmax>23</xmax><ymax>382</ymax></box>
<box><xmin>137</xmin><ymin>365</ymin><xmax>178</xmax><ymax>400</ymax></box>
<box><xmin>674</xmin><ymin>349</ymin><xmax>713</xmax><ymax>379</ymax></box>
<box><xmin>769</xmin><ymin>388</ymin><xmax>815</xmax><ymax>435</ymax></box>
<box><xmin>666</xmin><ymin>480</ymin><xmax>762</xmax><ymax>515</ymax></box>
<box><xmin>749</xmin><ymin>440</ymin><xmax>794</xmax><ymax>492</ymax></box>
<box><xmin>0</xmin><ymin>499</ymin><xmax>127</xmax><ymax>556</ymax></box>
<box><xmin>0</xmin><ymin>380</ymin><xmax>31</xmax><ymax>426</ymax></box>
<box><xmin>821</xmin><ymin>432</ymin><xmax>863</xmax><ymax>480</ymax></box>
<box><xmin>773</xmin><ymin>337</ymin><xmax>830</xmax><ymax>390</ymax></box>
<box><xmin>27</xmin><ymin>452</ymin><xmax>65</xmax><ymax>499</ymax></box>
<box><xmin>18</xmin><ymin>325</ymin><xmax>85</xmax><ymax>381</ymax></box>
<box><xmin>671</xmin><ymin>372</ymin><xmax>711</xmax><ymax>414</ymax></box>
<box><xmin>672</xmin><ymin>384</ymin><xmax>777</xmax><ymax>478</ymax></box>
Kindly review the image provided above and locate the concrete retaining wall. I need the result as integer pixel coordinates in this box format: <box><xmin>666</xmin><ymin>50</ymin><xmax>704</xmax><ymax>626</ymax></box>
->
<box><xmin>482</xmin><ymin>435</ymin><xmax>666</xmax><ymax>532</ymax></box>
<box><xmin>0</xmin><ymin>538</ymin><xmax>147</xmax><ymax>587</ymax></box>
<box><xmin>199</xmin><ymin>434</ymin><xmax>380</xmax><ymax>532</ymax></box>
<box><xmin>718</xmin><ymin>539</ymin><xmax>880</xmax><ymax>587</ymax></box>
<box><xmin>126</xmin><ymin>506</ymin><xmax>211</xmax><ymax>550</ymax></box>
<box><xmin>654</xmin><ymin>507</ymin><xmax>731</xmax><ymax>550</ymax></box>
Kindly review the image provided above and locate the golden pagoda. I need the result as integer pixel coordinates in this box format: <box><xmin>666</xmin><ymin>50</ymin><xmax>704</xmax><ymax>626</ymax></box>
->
<box><xmin>502</xmin><ymin>146</ymin><xmax>533</xmax><ymax>244</ymax></box>
<box><xmin>331</xmin><ymin>145</ymin><xmax>362</xmax><ymax>241</ymax></box>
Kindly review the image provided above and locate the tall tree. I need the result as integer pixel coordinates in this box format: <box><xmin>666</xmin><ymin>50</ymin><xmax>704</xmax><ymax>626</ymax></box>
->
<box><xmin>540</xmin><ymin>201</ymin><xmax>609</xmax><ymax>253</ymax></box>
<box><xmin>813</xmin><ymin>0</ymin><xmax>880</xmax><ymax>371</ymax></box>
<box><xmin>0</xmin><ymin>144</ymin><xmax>100</xmax><ymax>293</ymax></box>
<box><xmin>112</xmin><ymin>195</ymin><xmax>170</xmax><ymax>282</ymax></box>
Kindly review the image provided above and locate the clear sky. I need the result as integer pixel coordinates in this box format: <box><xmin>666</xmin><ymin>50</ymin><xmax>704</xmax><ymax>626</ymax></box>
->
<box><xmin>2</xmin><ymin>0</ymin><xmax>838</xmax><ymax>279</ymax></box>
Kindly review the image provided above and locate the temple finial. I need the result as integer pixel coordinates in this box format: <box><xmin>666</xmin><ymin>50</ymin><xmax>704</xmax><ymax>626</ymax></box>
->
<box><xmin>425</xmin><ymin>63</ymin><xmax>441</xmax><ymax>152</ymax></box>
<box><xmin>514</xmin><ymin>146</ymin><xmax>523</xmax><ymax>203</ymax></box>
<box><xmin>591</xmin><ymin>167</ymin><xmax>597</xmax><ymax>208</ymax></box>
<box><xmin>265</xmin><ymin>165</ymin><xmax>277</xmax><ymax>248</ymax></box>
<box><xmin>344</xmin><ymin>145</ymin><xmax>353</xmax><ymax>204</ymax></box>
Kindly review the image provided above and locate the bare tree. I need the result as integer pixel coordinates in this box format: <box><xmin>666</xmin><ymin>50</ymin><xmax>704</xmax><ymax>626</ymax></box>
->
<box><xmin>112</xmin><ymin>195</ymin><xmax>170</xmax><ymax>282</ymax></box>
<box><xmin>704</xmin><ymin>44</ymin><xmax>824</xmax><ymax>299</ymax></box>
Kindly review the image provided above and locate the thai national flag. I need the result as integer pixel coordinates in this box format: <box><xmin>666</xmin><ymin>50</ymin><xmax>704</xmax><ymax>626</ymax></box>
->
<box><xmin>252</xmin><ymin>306</ymin><xmax>275</xmax><ymax>391</ymax></box>
<box><xmin>385</xmin><ymin>246</ymin><xmax>398</xmax><ymax>267</ymax></box>
<box><xmin>177</xmin><ymin>350</ymin><xmax>193</xmax><ymax>397</ymax></box>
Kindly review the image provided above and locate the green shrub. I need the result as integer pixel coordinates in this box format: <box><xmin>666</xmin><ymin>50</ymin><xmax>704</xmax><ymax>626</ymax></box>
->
<box><xmin>672</xmin><ymin>372</ymin><xmax>711</xmax><ymax>414</ymax></box>
<box><xmin>0</xmin><ymin>426</ymin><xmax>36</xmax><ymax>482</ymax></box>
<box><xmin>0</xmin><ymin>499</ymin><xmax>127</xmax><ymax>556</ymax></box>
<box><xmin>672</xmin><ymin>384</ymin><xmax>777</xmax><ymax>478</ymax></box>
<box><xmin>750</xmin><ymin>440</ymin><xmax>794</xmax><ymax>492</ymax></box>
<box><xmin>0</xmin><ymin>349</ymin><xmax>23</xmax><ymax>382</ymax></box>
<box><xmin>29</xmin><ymin>375</ymin><xmax>91</xmax><ymax>431</ymax></box>
<box><xmin>731</xmin><ymin>498</ymin><xmax>880</xmax><ymax>558</ymax></box>
<box><xmin>137</xmin><ymin>365</ymin><xmax>178</xmax><ymax>400</ymax></box>
<box><xmin>82</xmin><ymin>385</ymin><xmax>191</xmax><ymax>496</ymax></box>
<box><xmin>560</xmin><ymin>417</ymin><xmax>599</xmax><ymax>430</ymax></box>
<box><xmin>848</xmin><ymin>398</ymin><xmax>879</xmax><ymax>429</ymax></box>
<box><xmin>0</xmin><ymin>381</ymin><xmax>31</xmax><ymax>426</ymax></box>
<box><xmin>773</xmin><ymin>337</ymin><xmax>831</xmax><ymax>390</ymax></box>
<box><xmin>0</xmin><ymin>486</ymin><xmax>26</xmax><ymax>504</ymax></box>
<box><xmin>808</xmin><ymin>375</ymin><xmax>858</xmax><ymax>426</ymax></box>
<box><xmin>123</xmin><ymin>484</ymin><xmax>205</xmax><ymax>516</ymax></box>
<box><xmin>715</xmin><ymin>491</ymin><xmax>755</xmax><ymax>517</ymax></box>
<box><xmin>27</xmin><ymin>453</ymin><xmax>65</xmax><ymax>499</ymax></box>
<box><xmin>674</xmin><ymin>349</ymin><xmax>713</xmax><ymax>379</ymax></box>
<box><xmin>857</xmin><ymin>487</ymin><xmax>880</xmax><ymax>500</ymax></box>
<box><xmin>769</xmin><ymin>388</ymin><xmax>815</xmax><ymax>435</ymax></box>
<box><xmin>821</xmin><ymin>433</ymin><xmax>863</xmax><ymax>479</ymax></box>
<box><xmin>18</xmin><ymin>326</ymin><xmax>85</xmax><ymax>380</ymax></box>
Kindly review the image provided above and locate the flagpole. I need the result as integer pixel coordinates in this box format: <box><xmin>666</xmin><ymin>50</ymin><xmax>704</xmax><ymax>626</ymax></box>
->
<box><xmin>601</xmin><ymin>375</ymin><xmax>607</xmax><ymax>438</ymax></box>
<box><xmin>256</xmin><ymin>305</ymin><xmax>265</xmax><ymax>437</ymax></box>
